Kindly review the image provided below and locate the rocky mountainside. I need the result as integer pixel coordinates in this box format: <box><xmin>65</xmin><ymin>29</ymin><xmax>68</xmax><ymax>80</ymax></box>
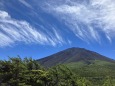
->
<box><xmin>37</xmin><ymin>47</ymin><xmax>114</xmax><ymax>67</ymax></box>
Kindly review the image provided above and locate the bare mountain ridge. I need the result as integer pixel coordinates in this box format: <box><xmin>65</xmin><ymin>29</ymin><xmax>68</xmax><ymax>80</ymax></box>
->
<box><xmin>37</xmin><ymin>47</ymin><xmax>114</xmax><ymax>67</ymax></box>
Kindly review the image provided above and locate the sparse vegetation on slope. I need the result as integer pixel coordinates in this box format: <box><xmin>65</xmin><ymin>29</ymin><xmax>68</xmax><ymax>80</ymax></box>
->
<box><xmin>37</xmin><ymin>47</ymin><xmax>114</xmax><ymax>67</ymax></box>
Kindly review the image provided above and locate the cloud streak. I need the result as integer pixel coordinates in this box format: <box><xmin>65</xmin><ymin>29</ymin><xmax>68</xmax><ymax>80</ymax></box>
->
<box><xmin>42</xmin><ymin>0</ymin><xmax>115</xmax><ymax>43</ymax></box>
<box><xmin>0</xmin><ymin>10</ymin><xmax>64</xmax><ymax>47</ymax></box>
<box><xmin>1</xmin><ymin>0</ymin><xmax>115</xmax><ymax>47</ymax></box>
<box><xmin>18</xmin><ymin>0</ymin><xmax>32</xmax><ymax>8</ymax></box>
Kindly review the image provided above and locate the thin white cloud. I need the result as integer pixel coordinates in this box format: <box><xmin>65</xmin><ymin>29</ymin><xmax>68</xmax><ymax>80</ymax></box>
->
<box><xmin>1</xmin><ymin>0</ymin><xmax>115</xmax><ymax>47</ymax></box>
<box><xmin>0</xmin><ymin>32</ymin><xmax>14</xmax><ymax>47</ymax></box>
<box><xmin>42</xmin><ymin>0</ymin><xmax>115</xmax><ymax>43</ymax></box>
<box><xmin>0</xmin><ymin>10</ymin><xmax>64</xmax><ymax>47</ymax></box>
<box><xmin>18</xmin><ymin>0</ymin><xmax>32</xmax><ymax>8</ymax></box>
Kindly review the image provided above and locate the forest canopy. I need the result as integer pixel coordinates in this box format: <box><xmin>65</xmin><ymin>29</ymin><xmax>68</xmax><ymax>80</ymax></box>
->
<box><xmin>0</xmin><ymin>57</ymin><xmax>115</xmax><ymax>86</ymax></box>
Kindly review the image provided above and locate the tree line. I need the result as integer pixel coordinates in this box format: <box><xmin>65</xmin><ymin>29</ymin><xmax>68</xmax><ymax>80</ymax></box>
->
<box><xmin>0</xmin><ymin>57</ymin><xmax>115</xmax><ymax>86</ymax></box>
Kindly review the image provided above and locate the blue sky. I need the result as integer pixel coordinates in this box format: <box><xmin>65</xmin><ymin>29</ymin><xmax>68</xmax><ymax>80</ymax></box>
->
<box><xmin>0</xmin><ymin>0</ymin><xmax>115</xmax><ymax>60</ymax></box>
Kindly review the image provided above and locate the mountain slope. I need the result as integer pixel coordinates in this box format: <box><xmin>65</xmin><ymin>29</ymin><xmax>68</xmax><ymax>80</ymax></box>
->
<box><xmin>37</xmin><ymin>47</ymin><xmax>114</xmax><ymax>67</ymax></box>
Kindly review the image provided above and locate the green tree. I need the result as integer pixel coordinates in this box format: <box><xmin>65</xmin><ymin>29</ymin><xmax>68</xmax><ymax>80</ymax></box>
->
<box><xmin>77</xmin><ymin>77</ymin><xmax>92</xmax><ymax>86</ymax></box>
<box><xmin>49</xmin><ymin>65</ymin><xmax>78</xmax><ymax>86</ymax></box>
<box><xmin>103</xmin><ymin>76</ymin><xmax>114</xmax><ymax>86</ymax></box>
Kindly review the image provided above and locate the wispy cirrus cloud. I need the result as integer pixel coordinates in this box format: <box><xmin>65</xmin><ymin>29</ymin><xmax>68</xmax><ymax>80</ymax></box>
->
<box><xmin>18</xmin><ymin>0</ymin><xmax>32</xmax><ymax>8</ymax></box>
<box><xmin>41</xmin><ymin>0</ymin><xmax>115</xmax><ymax>43</ymax></box>
<box><xmin>0</xmin><ymin>10</ymin><xmax>64</xmax><ymax>47</ymax></box>
<box><xmin>1</xmin><ymin>0</ymin><xmax>115</xmax><ymax>47</ymax></box>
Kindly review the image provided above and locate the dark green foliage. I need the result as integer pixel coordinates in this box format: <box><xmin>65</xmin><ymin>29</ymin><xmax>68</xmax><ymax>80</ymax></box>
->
<box><xmin>0</xmin><ymin>57</ymin><xmax>43</xmax><ymax>86</ymax></box>
<box><xmin>1</xmin><ymin>57</ymin><xmax>79</xmax><ymax>86</ymax></box>
<box><xmin>0</xmin><ymin>57</ymin><xmax>115</xmax><ymax>86</ymax></box>
<box><xmin>48</xmin><ymin>65</ymin><xmax>78</xmax><ymax>86</ymax></box>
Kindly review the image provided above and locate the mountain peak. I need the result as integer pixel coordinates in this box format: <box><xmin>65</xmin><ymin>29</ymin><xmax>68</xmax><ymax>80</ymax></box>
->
<box><xmin>67</xmin><ymin>47</ymin><xmax>85</xmax><ymax>50</ymax></box>
<box><xmin>37</xmin><ymin>47</ymin><xmax>114</xmax><ymax>67</ymax></box>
